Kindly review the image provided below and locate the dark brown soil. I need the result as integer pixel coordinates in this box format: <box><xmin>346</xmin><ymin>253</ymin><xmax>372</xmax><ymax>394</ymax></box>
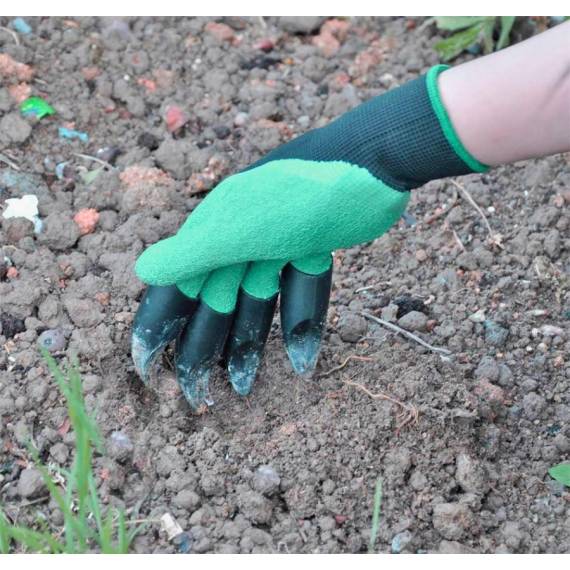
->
<box><xmin>0</xmin><ymin>16</ymin><xmax>568</xmax><ymax>554</ymax></box>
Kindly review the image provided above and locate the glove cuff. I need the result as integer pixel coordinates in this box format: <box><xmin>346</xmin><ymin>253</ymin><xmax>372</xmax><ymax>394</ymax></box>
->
<box><xmin>425</xmin><ymin>65</ymin><xmax>488</xmax><ymax>175</ymax></box>
<box><xmin>249</xmin><ymin>65</ymin><xmax>488</xmax><ymax>191</ymax></box>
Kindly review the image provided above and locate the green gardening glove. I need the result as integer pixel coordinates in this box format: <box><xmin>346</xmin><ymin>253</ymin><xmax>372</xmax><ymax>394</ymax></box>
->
<box><xmin>132</xmin><ymin>64</ymin><xmax>488</xmax><ymax>409</ymax></box>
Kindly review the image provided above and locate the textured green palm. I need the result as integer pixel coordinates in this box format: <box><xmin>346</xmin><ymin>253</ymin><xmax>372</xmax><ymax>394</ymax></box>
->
<box><xmin>135</xmin><ymin>158</ymin><xmax>409</xmax><ymax>313</ymax></box>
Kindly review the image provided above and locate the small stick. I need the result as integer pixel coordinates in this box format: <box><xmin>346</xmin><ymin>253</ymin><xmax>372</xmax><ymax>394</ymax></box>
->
<box><xmin>72</xmin><ymin>153</ymin><xmax>115</xmax><ymax>170</ymax></box>
<box><xmin>319</xmin><ymin>354</ymin><xmax>374</xmax><ymax>378</ymax></box>
<box><xmin>0</xmin><ymin>153</ymin><xmax>21</xmax><ymax>170</ymax></box>
<box><xmin>361</xmin><ymin>312</ymin><xmax>452</xmax><ymax>357</ymax></box>
<box><xmin>17</xmin><ymin>496</ymin><xmax>50</xmax><ymax>508</ymax></box>
<box><xmin>449</xmin><ymin>226</ymin><xmax>466</xmax><ymax>252</ymax></box>
<box><xmin>424</xmin><ymin>187</ymin><xmax>459</xmax><ymax>224</ymax></box>
<box><xmin>450</xmin><ymin>179</ymin><xmax>503</xmax><ymax>248</ymax></box>
<box><xmin>0</xmin><ymin>26</ymin><xmax>19</xmax><ymax>45</ymax></box>
<box><xmin>355</xmin><ymin>281</ymin><xmax>391</xmax><ymax>293</ymax></box>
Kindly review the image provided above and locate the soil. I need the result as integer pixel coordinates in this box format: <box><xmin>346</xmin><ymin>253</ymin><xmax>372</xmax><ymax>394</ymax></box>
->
<box><xmin>0</xmin><ymin>16</ymin><xmax>568</xmax><ymax>554</ymax></box>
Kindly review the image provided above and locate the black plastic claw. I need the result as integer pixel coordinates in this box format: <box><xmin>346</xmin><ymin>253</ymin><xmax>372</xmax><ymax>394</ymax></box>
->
<box><xmin>280</xmin><ymin>263</ymin><xmax>333</xmax><ymax>375</ymax></box>
<box><xmin>225</xmin><ymin>289</ymin><xmax>278</xmax><ymax>396</ymax></box>
<box><xmin>175</xmin><ymin>303</ymin><xmax>234</xmax><ymax>409</ymax></box>
<box><xmin>131</xmin><ymin>285</ymin><xmax>198</xmax><ymax>382</ymax></box>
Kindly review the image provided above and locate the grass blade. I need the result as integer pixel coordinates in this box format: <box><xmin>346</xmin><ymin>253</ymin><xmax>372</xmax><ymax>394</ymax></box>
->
<box><xmin>497</xmin><ymin>16</ymin><xmax>516</xmax><ymax>50</ymax></box>
<box><xmin>2</xmin><ymin>350</ymin><xmax>143</xmax><ymax>553</ymax></box>
<box><xmin>434</xmin><ymin>23</ymin><xmax>484</xmax><ymax>62</ymax></box>
<box><xmin>368</xmin><ymin>478</ymin><xmax>383</xmax><ymax>553</ymax></box>
<box><xmin>0</xmin><ymin>511</ymin><xmax>11</xmax><ymax>553</ymax></box>
<box><xmin>434</xmin><ymin>16</ymin><xmax>489</xmax><ymax>31</ymax></box>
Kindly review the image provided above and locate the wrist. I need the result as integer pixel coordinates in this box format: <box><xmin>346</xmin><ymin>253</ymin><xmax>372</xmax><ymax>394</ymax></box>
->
<box><xmin>353</xmin><ymin>64</ymin><xmax>489</xmax><ymax>189</ymax></box>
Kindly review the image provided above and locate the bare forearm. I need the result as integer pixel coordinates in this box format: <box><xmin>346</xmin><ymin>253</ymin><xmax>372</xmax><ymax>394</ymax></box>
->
<box><xmin>439</xmin><ymin>21</ymin><xmax>570</xmax><ymax>166</ymax></box>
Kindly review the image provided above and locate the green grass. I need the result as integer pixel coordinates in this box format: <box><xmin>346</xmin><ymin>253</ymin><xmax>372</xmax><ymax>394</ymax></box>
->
<box><xmin>432</xmin><ymin>16</ymin><xmax>516</xmax><ymax>62</ymax></box>
<box><xmin>549</xmin><ymin>463</ymin><xmax>570</xmax><ymax>487</ymax></box>
<box><xmin>0</xmin><ymin>349</ymin><xmax>142</xmax><ymax>553</ymax></box>
<box><xmin>368</xmin><ymin>477</ymin><xmax>383</xmax><ymax>553</ymax></box>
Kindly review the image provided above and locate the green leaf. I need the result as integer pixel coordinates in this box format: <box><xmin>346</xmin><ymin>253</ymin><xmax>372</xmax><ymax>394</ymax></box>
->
<box><xmin>435</xmin><ymin>16</ymin><xmax>490</xmax><ymax>31</ymax></box>
<box><xmin>434</xmin><ymin>23</ymin><xmax>484</xmax><ymax>62</ymax></box>
<box><xmin>80</xmin><ymin>168</ymin><xmax>103</xmax><ymax>186</ymax></box>
<box><xmin>481</xmin><ymin>19</ymin><xmax>496</xmax><ymax>54</ymax></box>
<box><xmin>497</xmin><ymin>16</ymin><xmax>516</xmax><ymax>50</ymax></box>
<box><xmin>0</xmin><ymin>511</ymin><xmax>11</xmax><ymax>553</ymax></box>
<box><xmin>20</xmin><ymin>96</ymin><xmax>55</xmax><ymax>120</ymax></box>
<box><xmin>549</xmin><ymin>463</ymin><xmax>570</xmax><ymax>487</ymax></box>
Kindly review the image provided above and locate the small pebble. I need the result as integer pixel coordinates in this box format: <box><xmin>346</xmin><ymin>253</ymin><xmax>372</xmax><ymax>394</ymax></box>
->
<box><xmin>397</xmin><ymin>310</ymin><xmax>428</xmax><ymax>332</ymax></box>
<box><xmin>391</xmin><ymin>530</ymin><xmax>413</xmax><ymax>553</ymax></box>
<box><xmin>37</xmin><ymin>328</ymin><xmax>66</xmax><ymax>352</ymax></box>
<box><xmin>234</xmin><ymin>112</ymin><xmax>249</xmax><ymax>127</ymax></box>
<box><xmin>96</xmin><ymin>146</ymin><xmax>121</xmax><ymax>164</ymax></box>
<box><xmin>17</xmin><ymin>468</ymin><xmax>47</xmax><ymax>499</ymax></box>
<box><xmin>338</xmin><ymin>312</ymin><xmax>367</xmax><ymax>342</ymax></box>
<box><xmin>107</xmin><ymin>430</ymin><xmax>134</xmax><ymax>463</ymax></box>
<box><xmin>252</xmin><ymin>465</ymin><xmax>280</xmax><ymax>496</ymax></box>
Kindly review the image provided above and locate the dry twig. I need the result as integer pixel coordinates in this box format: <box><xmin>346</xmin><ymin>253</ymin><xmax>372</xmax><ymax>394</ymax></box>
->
<box><xmin>0</xmin><ymin>153</ymin><xmax>21</xmax><ymax>170</ymax></box>
<box><xmin>425</xmin><ymin>187</ymin><xmax>459</xmax><ymax>224</ymax></box>
<box><xmin>450</xmin><ymin>179</ymin><xmax>504</xmax><ymax>248</ymax></box>
<box><xmin>0</xmin><ymin>26</ymin><xmax>19</xmax><ymax>45</ymax></box>
<box><xmin>72</xmin><ymin>152</ymin><xmax>116</xmax><ymax>170</ymax></box>
<box><xmin>361</xmin><ymin>311</ymin><xmax>452</xmax><ymax>358</ymax></box>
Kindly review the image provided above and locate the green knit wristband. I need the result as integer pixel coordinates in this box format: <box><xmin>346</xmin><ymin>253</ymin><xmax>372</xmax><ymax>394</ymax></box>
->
<box><xmin>426</xmin><ymin>65</ymin><xmax>489</xmax><ymax>174</ymax></box>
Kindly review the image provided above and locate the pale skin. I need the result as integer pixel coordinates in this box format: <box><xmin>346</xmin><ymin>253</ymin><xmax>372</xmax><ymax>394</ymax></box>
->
<box><xmin>439</xmin><ymin>20</ymin><xmax>570</xmax><ymax>166</ymax></box>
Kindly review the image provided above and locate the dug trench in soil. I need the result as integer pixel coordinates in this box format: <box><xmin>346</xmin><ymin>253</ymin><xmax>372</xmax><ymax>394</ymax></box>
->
<box><xmin>0</xmin><ymin>16</ymin><xmax>568</xmax><ymax>553</ymax></box>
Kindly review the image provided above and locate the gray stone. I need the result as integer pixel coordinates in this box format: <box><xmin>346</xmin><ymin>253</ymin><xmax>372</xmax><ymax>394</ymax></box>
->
<box><xmin>391</xmin><ymin>530</ymin><xmax>413</xmax><ymax>553</ymax></box>
<box><xmin>381</xmin><ymin>303</ymin><xmax>399</xmax><ymax>323</ymax></box>
<box><xmin>37</xmin><ymin>329</ymin><xmax>66</xmax><ymax>353</ymax></box>
<box><xmin>17</xmin><ymin>468</ymin><xmax>47</xmax><ymax>498</ymax></box>
<box><xmin>338</xmin><ymin>312</ymin><xmax>367</xmax><ymax>342</ymax></box>
<box><xmin>474</xmin><ymin>356</ymin><xmax>500</xmax><ymax>382</ymax></box>
<box><xmin>155</xmin><ymin>139</ymin><xmax>192</xmax><ymax>180</ymax></box>
<box><xmin>397</xmin><ymin>310</ymin><xmax>428</xmax><ymax>332</ymax></box>
<box><xmin>277</xmin><ymin>16</ymin><xmax>325</xmax><ymax>34</ymax></box>
<box><xmin>49</xmin><ymin>443</ymin><xmax>69</xmax><ymax>465</ymax></box>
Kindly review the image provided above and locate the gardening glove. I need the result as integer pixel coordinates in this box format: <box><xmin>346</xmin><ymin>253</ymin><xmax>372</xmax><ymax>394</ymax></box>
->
<box><xmin>132</xmin><ymin>64</ymin><xmax>488</xmax><ymax>409</ymax></box>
